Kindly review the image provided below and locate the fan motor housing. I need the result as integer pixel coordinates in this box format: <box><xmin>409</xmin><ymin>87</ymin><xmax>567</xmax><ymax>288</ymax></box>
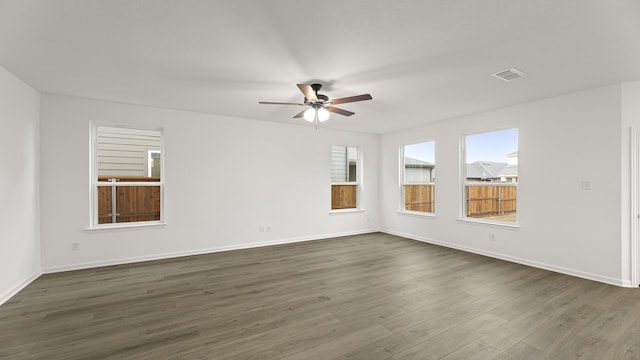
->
<box><xmin>309</xmin><ymin>83</ymin><xmax>328</xmax><ymax>102</ymax></box>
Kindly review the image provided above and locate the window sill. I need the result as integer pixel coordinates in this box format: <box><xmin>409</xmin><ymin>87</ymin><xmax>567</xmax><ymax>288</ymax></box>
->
<box><xmin>398</xmin><ymin>210</ymin><xmax>436</xmax><ymax>218</ymax></box>
<box><xmin>457</xmin><ymin>218</ymin><xmax>520</xmax><ymax>229</ymax></box>
<box><xmin>329</xmin><ymin>209</ymin><xmax>365</xmax><ymax>215</ymax></box>
<box><xmin>85</xmin><ymin>221</ymin><xmax>167</xmax><ymax>231</ymax></box>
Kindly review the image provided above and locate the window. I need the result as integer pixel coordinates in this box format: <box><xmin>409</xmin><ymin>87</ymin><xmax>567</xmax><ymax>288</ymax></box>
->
<box><xmin>331</xmin><ymin>145</ymin><xmax>359</xmax><ymax>210</ymax></box>
<box><xmin>91</xmin><ymin>125</ymin><xmax>164</xmax><ymax>227</ymax></box>
<box><xmin>401</xmin><ymin>141</ymin><xmax>435</xmax><ymax>214</ymax></box>
<box><xmin>148</xmin><ymin>150</ymin><xmax>161</xmax><ymax>177</ymax></box>
<box><xmin>463</xmin><ymin>128</ymin><xmax>518</xmax><ymax>224</ymax></box>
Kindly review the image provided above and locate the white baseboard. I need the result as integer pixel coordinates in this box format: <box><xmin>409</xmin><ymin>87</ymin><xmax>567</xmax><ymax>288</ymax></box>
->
<box><xmin>42</xmin><ymin>228</ymin><xmax>380</xmax><ymax>274</ymax></box>
<box><xmin>383</xmin><ymin>229</ymin><xmax>630</xmax><ymax>288</ymax></box>
<box><xmin>620</xmin><ymin>279</ymin><xmax>635</xmax><ymax>288</ymax></box>
<box><xmin>0</xmin><ymin>270</ymin><xmax>42</xmax><ymax>306</ymax></box>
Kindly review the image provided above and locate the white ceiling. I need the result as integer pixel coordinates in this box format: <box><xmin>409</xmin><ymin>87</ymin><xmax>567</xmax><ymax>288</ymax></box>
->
<box><xmin>1</xmin><ymin>0</ymin><xmax>639</xmax><ymax>134</ymax></box>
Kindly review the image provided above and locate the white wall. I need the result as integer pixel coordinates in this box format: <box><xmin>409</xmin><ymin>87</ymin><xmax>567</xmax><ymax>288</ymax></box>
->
<box><xmin>380</xmin><ymin>84</ymin><xmax>627</xmax><ymax>285</ymax></box>
<box><xmin>0</xmin><ymin>65</ymin><xmax>41</xmax><ymax>303</ymax></box>
<box><xmin>40</xmin><ymin>95</ymin><xmax>380</xmax><ymax>271</ymax></box>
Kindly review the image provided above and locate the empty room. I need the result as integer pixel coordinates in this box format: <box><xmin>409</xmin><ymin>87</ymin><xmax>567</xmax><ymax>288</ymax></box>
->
<box><xmin>2</xmin><ymin>1</ymin><xmax>640</xmax><ymax>359</ymax></box>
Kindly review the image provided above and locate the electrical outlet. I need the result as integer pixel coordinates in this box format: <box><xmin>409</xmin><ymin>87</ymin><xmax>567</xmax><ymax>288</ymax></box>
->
<box><xmin>71</xmin><ymin>242</ymin><xmax>80</xmax><ymax>251</ymax></box>
<box><xmin>258</xmin><ymin>226</ymin><xmax>264</xmax><ymax>233</ymax></box>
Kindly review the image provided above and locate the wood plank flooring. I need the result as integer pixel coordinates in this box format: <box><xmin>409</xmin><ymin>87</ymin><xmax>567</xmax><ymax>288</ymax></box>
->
<box><xmin>2</xmin><ymin>232</ymin><xmax>640</xmax><ymax>359</ymax></box>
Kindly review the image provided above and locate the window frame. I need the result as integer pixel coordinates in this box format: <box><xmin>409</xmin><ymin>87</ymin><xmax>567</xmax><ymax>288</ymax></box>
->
<box><xmin>330</xmin><ymin>145</ymin><xmax>362</xmax><ymax>212</ymax></box>
<box><xmin>400</xmin><ymin>141</ymin><xmax>436</xmax><ymax>216</ymax></box>
<box><xmin>460</xmin><ymin>128</ymin><xmax>519</xmax><ymax>227</ymax></box>
<box><xmin>89</xmin><ymin>123</ymin><xmax>166</xmax><ymax>229</ymax></box>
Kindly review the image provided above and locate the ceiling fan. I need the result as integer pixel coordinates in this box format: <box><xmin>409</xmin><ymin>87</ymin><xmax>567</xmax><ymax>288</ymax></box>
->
<box><xmin>259</xmin><ymin>83</ymin><xmax>372</xmax><ymax>128</ymax></box>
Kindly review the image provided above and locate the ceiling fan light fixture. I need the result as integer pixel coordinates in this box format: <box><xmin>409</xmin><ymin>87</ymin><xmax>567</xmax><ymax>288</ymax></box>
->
<box><xmin>259</xmin><ymin>83</ymin><xmax>371</xmax><ymax>127</ymax></box>
<box><xmin>303</xmin><ymin>108</ymin><xmax>316</xmax><ymax>122</ymax></box>
<box><xmin>317</xmin><ymin>107</ymin><xmax>330</xmax><ymax>122</ymax></box>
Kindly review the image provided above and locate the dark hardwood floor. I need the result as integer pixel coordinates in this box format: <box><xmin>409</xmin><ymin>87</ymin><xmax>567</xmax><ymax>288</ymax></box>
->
<box><xmin>2</xmin><ymin>232</ymin><xmax>640</xmax><ymax>359</ymax></box>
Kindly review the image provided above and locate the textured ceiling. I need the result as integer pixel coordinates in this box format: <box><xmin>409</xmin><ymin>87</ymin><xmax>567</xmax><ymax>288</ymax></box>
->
<box><xmin>1</xmin><ymin>0</ymin><xmax>639</xmax><ymax>134</ymax></box>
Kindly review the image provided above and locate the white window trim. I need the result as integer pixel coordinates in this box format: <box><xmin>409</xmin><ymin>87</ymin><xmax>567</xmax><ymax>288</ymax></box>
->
<box><xmin>456</xmin><ymin>216</ymin><xmax>520</xmax><ymax>228</ymax></box>
<box><xmin>89</xmin><ymin>123</ymin><xmax>166</xmax><ymax>229</ymax></box>
<box><xmin>631</xmin><ymin>127</ymin><xmax>640</xmax><ymax>287</ymax></box>
<box><xmin>330</xmin><ymin>145</ymin><xmax>362</xmax><ymax>212</ymax></box>
<box><xmin>331</xmin><ymin>181</ymin><xmax>358</xmax><ymax>186</ymax></box>
<box><xmin>460</xmin><ymin>130</ymin><xmax>519</xmax><ymax>227</ymax></box>
<box><xmin>398</xmin><ymin>209</ymin><xmax>437</xmax><ymax>218</ymax></box>
<box><xmin>329</xmin><ymin>208</ymin><xmax>366</xmax><ymax>215</ymax></box>
<box><xmin>85</xmin><ymin>220</ymin><xmax>167</xmax><ymax>232</ymax></box>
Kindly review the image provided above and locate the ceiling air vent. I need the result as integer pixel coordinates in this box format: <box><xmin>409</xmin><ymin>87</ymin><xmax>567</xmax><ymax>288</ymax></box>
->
<box><xmin>492</xmin><ymin>67</ymin><xmax>529</xmax><ymax>82</ymax></box>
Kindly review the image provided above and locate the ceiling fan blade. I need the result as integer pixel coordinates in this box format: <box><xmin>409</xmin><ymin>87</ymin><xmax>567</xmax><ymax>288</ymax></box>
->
<box><xmin>326</xmin><ymin>106</ymin><xmax>355</xmax><ymax>117</ymax></box>
<box><xmin>259</xmin><ymin>101</ymin><xmax>305</xmax><ymax>106</ymax></box>
<box><xmin>297</xmin><ymin>84</ymin><xmax>318</xmax><ymax>102</ymax></box>
<box><xmin>293</xmin><ymin>109</ymin><xmax>308</xmax><ymax>118</ymax></box>
<box><xmin>330</xmin><ymin>94</ymin><xmax>372</xmax><ymax>105</ymax></box>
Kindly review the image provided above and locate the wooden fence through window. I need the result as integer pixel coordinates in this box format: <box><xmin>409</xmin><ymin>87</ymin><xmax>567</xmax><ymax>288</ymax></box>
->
<box><xmin>465</xmin><ymin>184</ymin><xmax>517</xmax><ymax>218</ymax></box>
<box><xmin>97</xmin><ymin>176</ymin><xmax>161</xmax><ymax>224</ymax></box>
<box><xmin>95</xmin><ymin>178</ymin><xmax>513</xmax><ymax>223</ymax></box>
<box><xmin>331</xmin><ymin>184</ymin><xmax>357</xmax><ymax>210</ymax></box>
<box><xmin>404</xmin><ymin>184</ymin><xmax>435</xmax><ymax>213</ymax></box>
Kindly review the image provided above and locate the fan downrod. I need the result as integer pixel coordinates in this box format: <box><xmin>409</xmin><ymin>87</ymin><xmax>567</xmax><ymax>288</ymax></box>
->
<box><xmin>310</xmin><ymin>83</ymin><xmax>328</xmax><ymax>102</ymax></box>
